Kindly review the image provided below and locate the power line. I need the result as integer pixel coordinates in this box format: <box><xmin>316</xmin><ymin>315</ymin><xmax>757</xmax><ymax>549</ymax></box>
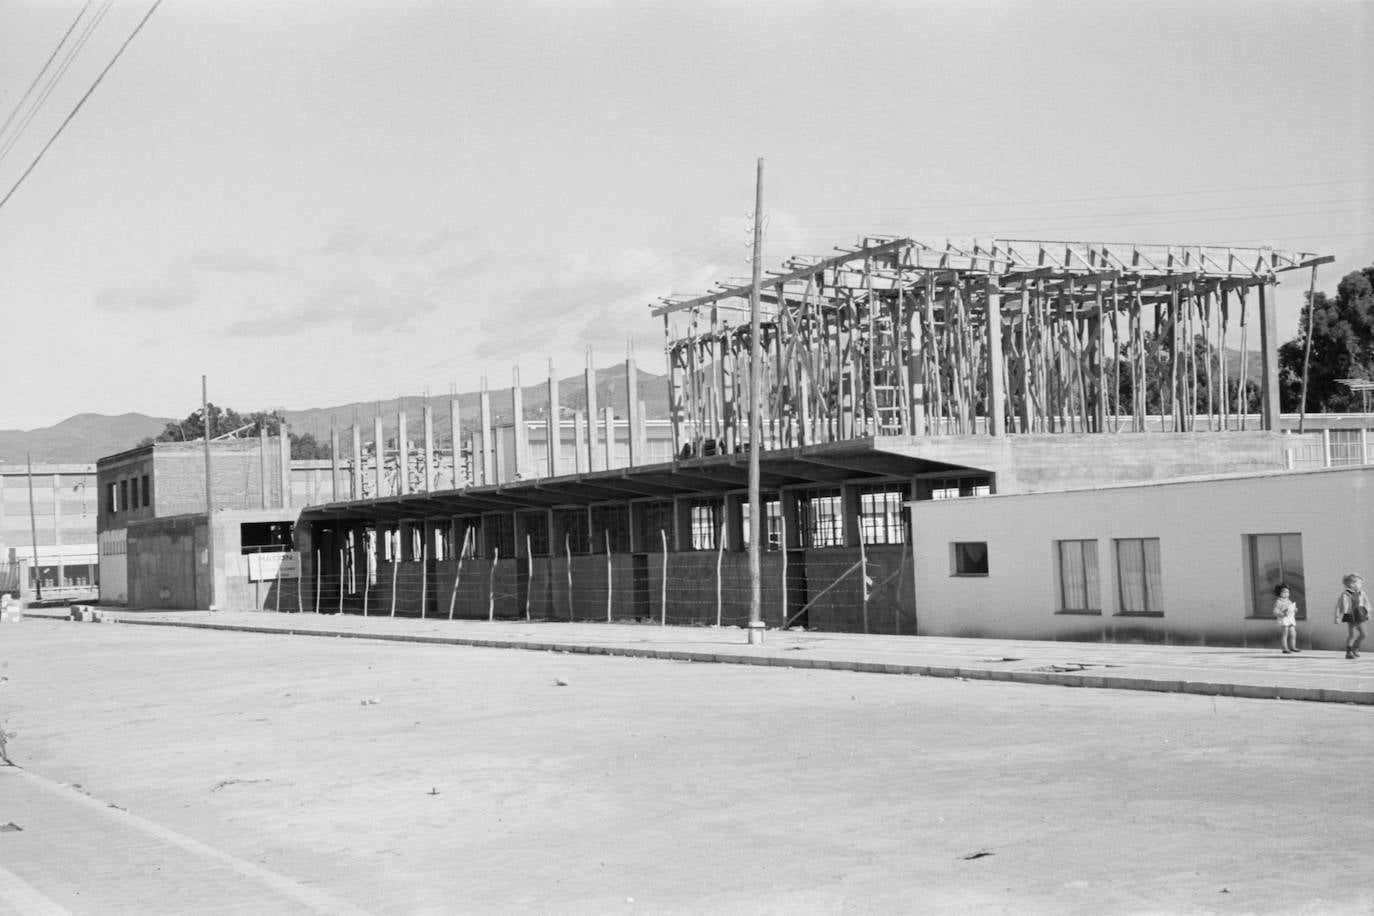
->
<box><xmin>0</xmin><ymin>0</ymin><xmax>163</xmax><ymax>215</ymax></box>
<box><xmin>0</xmin><ymin>0</ymin><xmax>92</xmax><ymax>151</ymax></box>
<box><xmin>0</xmin><ymin>0</ymin><xmax>113</xmax><ymax>167</ymax></box>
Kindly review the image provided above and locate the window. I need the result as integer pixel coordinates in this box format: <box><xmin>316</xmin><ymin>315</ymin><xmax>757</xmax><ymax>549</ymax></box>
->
<box><xmin>129</xmin><ymin>477</ymin><xmax>140</xmax><ymax>509</ymax></box>
<box><xmin>1055</xmin><ymin>540</ymin><xmax>1100</xmax><ymax>613</ymax></box>
<box><xmin>952</xmin><ymin>541</ymin><xmax>988</xmax><ymax>576</ymax></box>
<box><xmin>107</xmin><ymin>482</ymin><xmax>118</xmax><ymax>514</ymax></box>
<box><xmin>1115</xmin><ymin>538</ymin><xmax>1163</xmax><ymax>615</ymax></box>
<box><xmin>1329</xmin><ymin>429</ymin><xmax>1364</xmax><ymax>467</ymax></box>
<box><xmin>241</xmin><ymin>521</ymin><xmax>293</xmax><ymax>554</ymax></box>
<box><xmin>636</xmin><ymin>501</ymin><xmax>675</xmax><ymax>552</ymax></box>
<box><xmin>554</xmin><ymin>508</ymin><xmax>591</xmax><ymax>555</ymax></box>
<box><xmin>520</xmin><ymin>511</ymin><xmax>550</xmax><ymax>556</ymax></box>
<box><xmin>591</xmin><ymin>504</ymin><xmax>630</xmax><ymax>553</ymax></box>
<box><xmin>930</xmin><ymin>475</ymin><xmax>992</xmax><ymax>500</ymax></box>
<box><xmin>119</xmin><ymin>479</ymin><xmax>129</xmax><ymax>512</ymax></box>
<box><xmin>1247</xmin><ymin>533</ymin><xmax>1304</xmax><ymax>619</ymax></box>
<box><xmin>798</xmin><ymin>488</ymin><xmax>843</xmax><ymax>548</ymax></box>
<box><xmin>741</xmin><ymin>498</ymin><xmax>783</xmax><ymax>551</ymax></box>
<box><xmin>141</xmin><ymin>474</ymin><xmax>150</xmax><ymax>507</ymax></box>
<box><xmin>689</xmin><ymin>499</ymin><xmax>722</xmax><ymax>550</ymax></box>
<box><xmin>484</xmin><ymin>513</ymin><xmax>516</xmax><ymax>558</ymax></box>
<box><xmin>858</xmin><ymin>485</ymin><xmax>907</xmax><ymax>545</ymax></box>
<box><xmin>452</xmin><ymin>518</ymin><xmax>480</xmax><ymax>558</ymax></box>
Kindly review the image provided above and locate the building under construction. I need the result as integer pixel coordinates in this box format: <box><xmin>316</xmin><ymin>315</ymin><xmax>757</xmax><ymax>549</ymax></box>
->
<box><xmin>656</xmin><ymin>237</ymin><xmax>1328</xmax><ymax>451</ymax></box>
<box><xmin>104</xmin><ymin>235</ymin><xmax>1374</xmax><ymax>650</ymax></box>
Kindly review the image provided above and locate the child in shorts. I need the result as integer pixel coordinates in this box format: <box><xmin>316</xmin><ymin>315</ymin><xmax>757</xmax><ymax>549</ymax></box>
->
<box><xmin>1272</xmin><ymin>583</ymin><xmax>1299</xmax><ymax>653</ymax></box>
<box><xmin>1335</xmin><ymin>573</ymin><xmax>1371</xmax><ymax>659</ymax></box>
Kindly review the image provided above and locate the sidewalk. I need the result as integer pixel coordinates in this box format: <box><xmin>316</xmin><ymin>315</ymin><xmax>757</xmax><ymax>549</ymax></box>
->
<box><xmin>26</xmin><ymin>608</ymin><xmax>1374</xmax><ymax>705</ymax></box>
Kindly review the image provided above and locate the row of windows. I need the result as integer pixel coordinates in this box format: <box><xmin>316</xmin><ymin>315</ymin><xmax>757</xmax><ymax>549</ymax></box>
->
<box><xmin>355</xmin><ymin>481</ymin><xmax>960</xmax><ymax>562</ymax></box>
<box><xmin>106</xmin><ymin>475</ymin><xmax>150</xmax><ymax>514</ymax></box>
<box><xmin>950</xmin><ymin>532</ymin><xmax>1303</xmax><ymax>618</ymax></box>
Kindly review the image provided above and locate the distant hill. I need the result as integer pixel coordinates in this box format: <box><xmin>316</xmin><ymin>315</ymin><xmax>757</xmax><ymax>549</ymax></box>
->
<box><xmin>0</xmin><ymin>413</ymin><xmax>171</xmax><ymax>465</ymax></box>
<box><xmin>0</xmin><ymin>349</ymin><xmax>1275</xmax><ymax>464</ymax></box>
<box><xmin>0</xmin><ymin>368</ymin><xmax>672</xmax><ymax>464</ymax></box>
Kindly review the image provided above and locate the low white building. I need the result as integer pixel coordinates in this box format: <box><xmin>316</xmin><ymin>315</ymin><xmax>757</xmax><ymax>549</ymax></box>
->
<box><xmin>909</xmin><ymin>464</ymin><xmax>1371</xmax><ymax>651</ymax></box>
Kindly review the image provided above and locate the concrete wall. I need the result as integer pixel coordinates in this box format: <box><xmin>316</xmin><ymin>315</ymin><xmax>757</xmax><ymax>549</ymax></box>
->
<box><xmin>127</xmin><ymin>515</ymin><xmax>207</xmax><ymax>609</ymax></box>
<box><xmin>880</xmin><ymin>431</ymin><xmax>1310</xmax><ymax>495</ymax></box>
<box><xmin>909</xmin><ymin>466</ymin><xmax>1372</xmax><ymax>649</ymax></box>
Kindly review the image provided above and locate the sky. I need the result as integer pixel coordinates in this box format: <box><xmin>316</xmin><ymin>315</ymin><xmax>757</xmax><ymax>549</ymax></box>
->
<box><xmin>0</xmin><ymin>0</ymin><xmax>1369</xmax><ymax>430</ymax></box>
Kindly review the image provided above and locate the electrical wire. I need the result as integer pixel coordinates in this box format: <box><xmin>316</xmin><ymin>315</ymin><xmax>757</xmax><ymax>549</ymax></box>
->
<box><xmin>0</xmin><ymin>0</ymin><xmax>163</xmax><ymax>215</ymax></box>
<box><xmin>0</xmin><ymin>0</ymin><xmax>113</xmax><ymax>166</ymax></box>
<box><xmin>0</xmin><ymin>0</ymin><xmax>92</xmax><ymax>152</ymax></box>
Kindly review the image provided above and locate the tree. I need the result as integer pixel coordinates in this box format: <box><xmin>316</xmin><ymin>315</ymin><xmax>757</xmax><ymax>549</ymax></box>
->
<box><xmin>290</xmin><ymin>432</ymin><xmax>332</xmax><ymax>460</ymax></box>
<box><xmin>136</xmin><ymin>406</ymin><xmax>331</xmax><ymax>458</ymax></box>
<box><xmin>1279</xmin><ymin>264</ymin><xmax>1374</xmax><ymax>412</ymax></box>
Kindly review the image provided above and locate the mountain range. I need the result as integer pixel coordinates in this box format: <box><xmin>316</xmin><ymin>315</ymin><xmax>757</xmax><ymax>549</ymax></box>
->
<box><xmin>0</xmin><ymin>368</ymin><xmax>672</xmax><ymax>465</ymax></box>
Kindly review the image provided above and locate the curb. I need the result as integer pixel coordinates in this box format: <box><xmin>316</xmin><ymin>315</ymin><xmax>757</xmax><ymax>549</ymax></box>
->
<box><xmin>30</xmin><ymin>613</ymin><xmax>1367</xmax><ymax>706</ymax></box>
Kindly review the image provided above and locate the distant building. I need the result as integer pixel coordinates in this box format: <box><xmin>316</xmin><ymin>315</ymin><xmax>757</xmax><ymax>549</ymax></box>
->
<box><xmin>0</xmin><ymin>463</ymin><xmax>98</xmax><ymax>602</ymax></box>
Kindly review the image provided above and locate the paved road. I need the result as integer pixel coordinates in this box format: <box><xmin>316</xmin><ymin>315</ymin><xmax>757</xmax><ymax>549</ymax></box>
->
<box><xmin>3</xmin><ymin>613</ymin><xmax>1371</xmax><ymax>914</ymax></box>
<box><xmin>34</xmin><ymin>608</ymin><xmax>1374</xmax><ymax>704</ymax></box>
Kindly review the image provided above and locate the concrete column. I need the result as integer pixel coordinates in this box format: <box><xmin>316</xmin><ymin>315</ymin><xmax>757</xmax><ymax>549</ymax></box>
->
<box><xmin>351</xmin><ymin>425</ymin><xmax>363</xmax><ymax>500</ymax></box>
<box><xmin>512</xmin><ymin>366</ymin><xmax>526</xmax><ymax>480</ymax></box>
<box><xmin>479</xmin><ymin>382</ymin><xmax>494</xmax><ymax>486</ymax></box>
<box><xmin>637</xmin><ymin>400</ymin><xmax>648</xmax><ymax>464</ymax></box>
<box><xmin>603</xmin><ymin>405</ymin><xmax>615</xmax><ymax>469</ymax></box>
<box><xmin>626</xmin><ymin>357</ymin><xmax>640</xmax><ymax>467</ymax></box>
<box><xmin>396</xmin><ymin>409</ymin><xmax>409</xmax><ymax>496</ymax></box>
<box><xmin>373</xmin><ymin>416</ymin><xmax>385</xmax><ymax>498</ymax></box>
<box><xmin>585</xmin><ymin>352</ymin><xmax>601</xmax><ymax>472</ymax></box>
<box><xmin>330</xmin><ymin>424</ymin><xmax>341</xmax><ymax>501</ymax></box>
<box><xmin>423</xmin><ymin>404</ymin><xmax>434</xmax><ymax>493</ymax></box>
<box><xmin>279</xmin><ymin>423</ymin><xmax>292</xmax><ymax>509</ymax></box>
<box><xmin>985</xmin><ymin>278</ymin><xmax>1005</xmax><ymax>436</ymax></box>
<box><xmin>574</xmin><ymin>412</ymin><xmax>587</xmax><ymax>474</ymax></box>
<box><xmin>259</xmin><ymin>428</ymin><xmax>270</xmax><ymax>508</ymax></box>
<box><xmin>449</xmin><ymin>396</ymin><xmax>463</xmax><ymax>487</ymax></box>
<box><xmin>546</xmin><ymin>362</ymin><xmax>560</xmax><ymax>477</ymax></box>
<box><xmin>1258</xmin><ymin>281</ymin><xmax>1281</xmax><ymax>431</ymax></box>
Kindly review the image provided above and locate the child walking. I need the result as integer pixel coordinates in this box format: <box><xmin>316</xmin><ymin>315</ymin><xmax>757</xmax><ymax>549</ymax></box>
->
<box><xmin>1334</xmin><ymin>573</ymin><xmax>1371</xmax><ymax>659</ymax></box>
<box><xmin>1272</xmin><ymin>583</ymin><xmax>1300</xmax><ymax>653</ymax></box>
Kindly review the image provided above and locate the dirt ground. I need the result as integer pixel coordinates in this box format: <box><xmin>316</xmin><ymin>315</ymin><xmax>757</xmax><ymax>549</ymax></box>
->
<box><xmin>1</xmin><ymin>619</ymin><xmax>1370</xmax><ymax>915</ymax></box>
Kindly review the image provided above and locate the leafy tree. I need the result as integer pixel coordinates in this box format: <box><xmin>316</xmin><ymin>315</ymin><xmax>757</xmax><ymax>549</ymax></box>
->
<box><xmin>1113</xmin><ymin>332</ymin><xmax>1260</xmax><ymax>418</ymax></box>
<box><xmin>290</xmin><ymin>432</ymin><xmax>332</xmax><ymax>460</ymax></box>
<box><xmin>1279</xmin><ymin>264</ymin><xmax>1374</xmax><ymax>412</ymax></box>
<box><xmin>136</xmin><ymin>406</ymin><xmax>331</xmax><ymax>458</ymax></box>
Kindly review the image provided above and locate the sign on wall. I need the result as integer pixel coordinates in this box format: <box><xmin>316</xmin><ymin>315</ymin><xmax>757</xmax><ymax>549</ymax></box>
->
<box><xmin>247</xmin><ymin>551</ymin><xmax>301</xmax><ymax>581</ymax></box>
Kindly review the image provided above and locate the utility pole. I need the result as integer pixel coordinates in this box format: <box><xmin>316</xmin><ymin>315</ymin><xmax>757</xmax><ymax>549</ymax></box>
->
<box><xmin>203</xmin><ymin>376</ymin><xmax>216</xmax><ymax>610</ymax></box>
<box><xmin>26</xmin><ymin>453</ymin><xmax>42</xmax><ymax>602</ymax></box>
<box><xmin>747</xmin><ymin>157</ymin><xmax>765</xmax><ymax>645</ymax></box>
<box><xmin>1297</xmin><ymin>265</ymin><xmax>1319</xmax><ymax>434</ymax></box>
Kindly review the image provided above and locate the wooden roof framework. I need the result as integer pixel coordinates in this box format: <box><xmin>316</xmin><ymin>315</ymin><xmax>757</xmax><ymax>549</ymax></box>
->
<box><xmin>652</xmin><ymin>238</ymin><xmax>1332</xmax><ymax>451</ymax></box>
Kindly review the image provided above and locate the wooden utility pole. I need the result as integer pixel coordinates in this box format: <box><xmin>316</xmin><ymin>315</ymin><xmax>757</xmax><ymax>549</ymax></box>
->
<box><xmin>202</xmin><ymin>376</ymin><xmax>216</xmax><ymax>610</ymax></box>
<box><xmin>26</xmin><ymin>453</ymin><xmax>41</xmax><ymax>602</ymax></box>
<box><xmin>1298</xmin><ymin>265</ymin><xmax>1320</xmax><ymax>433</ymax></box>
<box><xmin>747</xmin><ymin>157</ymin><xmax>765</xmax><ymax>645</ymax></box>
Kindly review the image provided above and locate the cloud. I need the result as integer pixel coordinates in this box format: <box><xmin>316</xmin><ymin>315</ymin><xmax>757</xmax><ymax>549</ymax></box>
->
<box><xmin>321</xmin><ymin>222</ymin><xmax>475</xmax><ymax>259</ymax></box>
<box><xmin>219</xmin><ymin>274</ymin><xmax>441</xmax><ymax>339</ymax></box>
<box><xmin>94</xmin><ymin>274</ymin><xmax>200</xmax><ymax>313</ymax></box>
<box><xmin>186</xmin><ymin>249</ymin><xmax>293</xmax><ymax>275</ymax></box>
